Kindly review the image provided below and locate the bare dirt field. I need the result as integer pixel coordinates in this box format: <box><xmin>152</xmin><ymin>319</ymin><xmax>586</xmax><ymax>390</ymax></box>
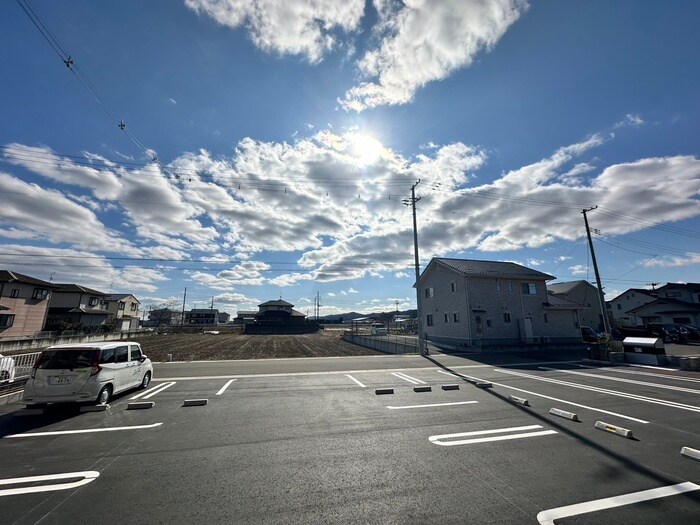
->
<box><xmin>136</xmin><ymin>329</ymin><xmax>383</xmax><ymax>362</ymax></box>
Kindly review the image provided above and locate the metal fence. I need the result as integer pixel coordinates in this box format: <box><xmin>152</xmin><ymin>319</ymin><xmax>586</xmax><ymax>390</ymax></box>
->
<box><xmin>0</xmin><ymin>351</ymin><xmax>41</xmax><ymax>394</ymax></box>
<box><xmin>343</xmin><ymin>333</ymin><xmax>419</xmax><ymax>354</ymax></box>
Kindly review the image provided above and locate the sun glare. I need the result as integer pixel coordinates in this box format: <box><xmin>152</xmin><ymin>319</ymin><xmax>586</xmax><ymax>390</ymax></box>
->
<box><xmin>350</xmin><ymin>133</ymin><xmax>385</xmax><ymax>165</ymax></box>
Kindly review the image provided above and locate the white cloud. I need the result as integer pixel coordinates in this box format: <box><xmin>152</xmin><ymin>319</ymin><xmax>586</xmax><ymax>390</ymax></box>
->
<box><xmin>184</xmin><ymin>0</ymin><xmax>365</xmax><ymax>63</ymax></box>
<box><xmin>169</xmin><ymin>98</ymin><xmax>177</xmax><ymax>105</ymax></box>
<box><xmin>569</xmin><ymin>265</ymin><xmax>588</xmax><ymax>276</ymax></box>
<box><xmin>614</xmin><ymin>113</ymin><xmax>645</xmax><ymax>128</ymax></box>
<box><xmin>644</xmin><ymin>253</ymin><xmax>700</xmax><ymax>268</ymax></box>
<box><xmin>341</xmin><ymin>0</ymin><xmax>528</xmax><ymax>111</ymax></box>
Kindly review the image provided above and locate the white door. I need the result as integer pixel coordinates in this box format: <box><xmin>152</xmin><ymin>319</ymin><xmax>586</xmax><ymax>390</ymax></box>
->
<box><xmin>524</xmin><ymin>317</ymin><xmax>534</xmax><ymax>341</ymax></box>
<box><xmin>127</xmin><ymin>344</ymin><xmax>144</xmax><ymax>388</ymax></box>
<box><xmin>113</xmin><ymin>345</ymin><xmax>131</xmax><ymax>393</ymax></box>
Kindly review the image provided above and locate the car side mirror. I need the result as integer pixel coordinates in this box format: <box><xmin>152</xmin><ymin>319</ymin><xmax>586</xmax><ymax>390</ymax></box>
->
<box><xmin>139</xmin><ymin>355</ymin><xmax>148</xmax><ymax>362</ymax></box>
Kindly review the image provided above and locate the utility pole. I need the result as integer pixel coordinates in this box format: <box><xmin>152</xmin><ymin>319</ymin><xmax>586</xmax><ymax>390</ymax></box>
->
<box><xmin>582</xmin><ymin>207</ymin><xmax>611</xmax><ymax>335</ymax></box>
<box><xmin>316</xmin><ymin>291</ymin><xmax>322</xmax><ymax>320</ymax></box>
<box><xmin>180</xmin><ymin>287</ymin><xmax>187</xmax><ymax>328</ymax></box>
<box><xmin>404</xmin><ymin>180</ymin><xmax>425</xmax><ymax>355</ymax></box>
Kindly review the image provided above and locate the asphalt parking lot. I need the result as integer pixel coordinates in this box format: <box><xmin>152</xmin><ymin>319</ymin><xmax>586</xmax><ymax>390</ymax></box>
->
<box><xmin>1</xmin><ymin>353</ymin><xmax>699</xmax><ymax>524</ymax></box>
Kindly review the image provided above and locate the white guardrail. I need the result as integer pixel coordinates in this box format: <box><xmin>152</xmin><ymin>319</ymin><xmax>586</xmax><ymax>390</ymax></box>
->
<box><xmin>0</xmin><ymin>352</ymin><xmax>41</xmax><ymax>386</ymax></box>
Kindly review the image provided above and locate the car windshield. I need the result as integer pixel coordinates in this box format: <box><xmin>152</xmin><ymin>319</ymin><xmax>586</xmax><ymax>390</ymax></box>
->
<box><xmin>35</xmin><ymin>349</ymin><xmax>98</xmax><ymax>370</ymax></box>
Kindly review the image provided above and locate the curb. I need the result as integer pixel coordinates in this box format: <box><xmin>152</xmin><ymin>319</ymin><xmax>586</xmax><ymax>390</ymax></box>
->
<box><xmin>595</xmin><ymin>420</ymin><xmax>634</xmax><ymax>439</ymax></box>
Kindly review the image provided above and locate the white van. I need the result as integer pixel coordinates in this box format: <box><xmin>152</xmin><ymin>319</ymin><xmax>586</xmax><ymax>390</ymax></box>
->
<box><xmin>23</xmin><ymin>341</ymin><xmax>153</xmax><ymax>406</ymax></box>
<box><xmin>370</xmin><ymin>323</ymin><xmax>388</xmax><ymax>336</ymax></box>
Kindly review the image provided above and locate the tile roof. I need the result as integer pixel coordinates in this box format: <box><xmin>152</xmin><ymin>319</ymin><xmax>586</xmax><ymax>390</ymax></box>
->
<box><xmin>259</xmin><ymin>299</ymin><xmax>294</xmax><ymax>307</ymax></box>
<box><xmin>54</xmin><ymin>283</ymin><xmax>107</xmax><ymax>295</ymax></box>
<box><xmin>433</xmin><ymin>258</ymin><xmax>555</xmax><ymax>281</ymax></box>
<box><xmin>548</xmin><ymin>280</ymin><xmax>594</xmax><ymax>294</ymax></box>
<box><xmin>0</xmin><ymin>270</ymin><xmax>56</xmax><ymax>287</ymax></box>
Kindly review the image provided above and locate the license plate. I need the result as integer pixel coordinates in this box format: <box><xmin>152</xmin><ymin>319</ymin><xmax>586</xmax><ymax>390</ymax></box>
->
<box><xmin>51</xmin><ymin>376</ymin><xmax>71</xmax><ymax>384</ymax></box>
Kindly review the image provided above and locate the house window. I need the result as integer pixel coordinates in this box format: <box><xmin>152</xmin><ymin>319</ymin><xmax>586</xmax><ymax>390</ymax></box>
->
<box><xmin>450</xmin><ymin>281</ymin><xmax>456</xmax><ymax>293</ymax></box>
<box><xmin>10</xmin><ymin>289</ymin><xmax>19</xmax><ymax>298</ymax></box>
<box><xmin>617</xmin><ymin>304</ymin><xmax>621</xmax><ymax>310</ymax></box>
<box><xmin>32</xmin><ymin>288</ymin><xmax>49</xmax><ymax>299</ymax></box>
<box><xmin>496</xmin><ymin>280</ymin><xmax>501</xmax><ymax>292</ymax></box>
<box><xmin>0</xmin><ymin>314</ymin><xmax>14</xmax><ymax>328</ymax></box>
<box><xmin>665</xmin><ymin>292</ymin><xmax>682</xmax><ymax>298</ymax></box>
<box><xmin>118</xmin><ymin>302</ymin><xmax>126</xmax><ymax>311</ymax></box>
<box><xmin>444</xmin><ymin>313</ymin><xmax>449</xmax><ymax>323</ymax></box>
<box><xmin>89</xmin><ymin>297</ymin><xmax>99</xmax><ymax>307</ymax></box>
<box><xmin>130</xmin><ymin>303</ymin><xmax>137</xmax><ymax>311</ymax></box>
<box><xmin>486</xmin><ymin>319</ymin><xmax>492</xmax><ymax>328</ymax></box>
<box><xmin>504</xmin><ymin>313</ymin><xmax>511</xmax><ymax>323</ymax></box>
<box><xmin>544</xmin><ymin>313</ymin><xmax>549</xmax><ymax>323</ymax></box>
<box><xmin>508</xmin><ymin>282</ymin><xmax>513</xmax><ymax>292</ymax></box>
<box><xmin>521</xmin><ymin>283</ymin><xmax>537</xmax><ymax>295</ymax></box>
<box><xmin>425</xmin><ymin>287</ymin><xmax>434</xmax><ymax>298</ymax></box>
<box><xmin>453</xmin><ymin>312</ymin><xmax>460</xmax><ymax>323</ymax></box>
<box><xmin>426</xmin><ymin>314</ymin><xmax>434</xmax><ymax>327</ymax></box>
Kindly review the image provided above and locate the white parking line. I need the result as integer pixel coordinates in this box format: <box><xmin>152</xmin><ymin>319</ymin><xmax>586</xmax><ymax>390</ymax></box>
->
<box><xmin>0</xmin><ymin>471</ymin><xmax>100</xmax><ymax>497</ymax></box>
<box><xmin>4</xmin><ymin>422</ymin><xmax>163</xmax><ymax>438</ymax></box>
<box><xmin>542</xmin><ymin>367</ymin><xmax>700</xmax><ymax>395</ymax></box>
<box><xmin>578</xmin><ymin>364</ymin><xmax>700</xmax><ymax>384</ymax></box>
<box><xmin>430</xmin><ymin>424</ymin><xmax>557</xmax><ymax>446</ymax></box>
<box><xmin>387</xmin><ymin>401</ymin><xmax>478</xmax><ymax>410</ymax></box>
<box><xmin>392</xmin><ymin>372</ymin><xmax>426</xmax><ymax>385</ymax></box>
<box><xmin>345</xmin><ymin>374</ymin><xmax>366</xmax><ymax>388</ymax></box>
<box><xmin>495</xmin><ymin>368</ymin><xmax>700</xmax><ymax>414</ymax></box>
<box><xmin>537</xmin><ymin>482</ymin><xmax>700</xmax><ymax>524</ymax></box>
<box><xmin>130</xmin><ymin>381</ymin><xmax>176</xmax><ymax>400</ymax></box>
<box><xmin>216</xmin><ymin>379</ymin><xmax>237</xmax><ymax>396</ymax></box>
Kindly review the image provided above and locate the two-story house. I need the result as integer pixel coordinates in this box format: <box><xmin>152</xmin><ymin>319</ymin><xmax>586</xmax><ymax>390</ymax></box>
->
<box><xmin>417</xmin><ymin>258</ymin><xmax>583</xmax><ymax>347</ymax></box>
<box><xmin>147</xmin><ymin>307</ymin><xmax>183</xmax><ymax>327</ymax></box>
<box><xmin>103</xmin><ymin>294</ymin><xmax>141</xmax><ymax>331</ymax></box>
<box><xmin>547</xmin><ymin>280</ymin><xmax>604</xmax><ymax>332</ymax></box>
<box><xmin>255</xmin><ymin>300</ymin><xmax>307</xmax><ymax>326</ymax></box>
<box><xmin>185</xmin><ymin>308</ymin><xmax>219</xmax><ymax>326</ymax></box>
<box><xmin>44</xmin><ymin>284</ymin><xmax>110</xmax><ymax>330</ymax></box>
<box><xmin>625</xmin><ymin>283</ymin><xmax>700</xmax><ymax>326</ymax></box>
<box><xmin>608</xmin><ymin>288</ymin><xmax>657</xmax><ymax>327</ymax></box>
<box><xmin>0</xmin><ymin>270</ymin><xmax>57</xmax><ymax>338</ymax></box>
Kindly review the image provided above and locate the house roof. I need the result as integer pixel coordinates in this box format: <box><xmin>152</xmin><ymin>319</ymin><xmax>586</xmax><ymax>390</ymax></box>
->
<box><xmin>0</xmin><ymin>270</ymin><xmax>57</xmax><ymax>287</ymax></box>
<box><xmin>259</xmin><ymin>299</ymin><xmax>294</xmax><ymax>307</ymax></box>
<box><xmin>236</xmin><ymin>311</ymin><xmax>257</xmax><ymax>317</ymax></box>
<box><xmin>543</xmin><ymin>293</ymin><xmax>587</xmax><ymax>310</ymax></box>
<box><xmin>431</xmin><ymin>258</ymin><xmax>555</xmax><ymax>281</ymax></box>
<box><xmin>547</xmin><ymin>280</ymin><xmax>595</xmax><ymax>295</ymax></box>
<box><xmin>53</xmin><ymin>283</ymin><xmax>107</xmax><ymax>295</ymax></box>
<box><xmin>608</xmin><ymin>288</ymin><xmax>657</xmax><ymax>303</ymax></box>
<box><xmin>104</xmin><ymin>294</ymin><xmax>140</xmax><ymax>303</ymax></box>
<box><xmin>657</xmin><ymin>282</ymin><xmax>700</xmax><ymax>293</ymax></box>
<box><xmin>46</xmin><ymin>306</ymin><xmax>110</xmax><ymax>315</ymax></box>
<box><xmin>628</xmin><ymin>298</ymin><xmax>700</xmax><ymax>314</ymax></box>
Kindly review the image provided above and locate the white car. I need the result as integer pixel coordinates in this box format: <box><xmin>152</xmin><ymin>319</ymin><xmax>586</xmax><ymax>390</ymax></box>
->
<box><xmin>23</xmin><ymin>341</ymin><xmax>153</xmax><ymax>406</ymax></box>
<box><xmin>0</xmin><ymin>353</ymin><xmax>16</xmax><ymax>383</ymax></box>
<box><xmin>370</xmin><ymin>323</ymin><xmax>388</xmax><ymax>336</ymax></box>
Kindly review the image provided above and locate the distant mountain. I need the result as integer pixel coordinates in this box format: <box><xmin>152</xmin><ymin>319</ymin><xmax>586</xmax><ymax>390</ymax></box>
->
<box><xmin>320</xmin><ymin>309</ymin><xmax>417</xmax><ymax>322</ymax></box>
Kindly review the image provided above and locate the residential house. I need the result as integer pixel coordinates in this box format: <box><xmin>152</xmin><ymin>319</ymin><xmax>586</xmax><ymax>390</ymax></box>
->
<box><xmin>45</xmin><ymin>284</ymin><xmax>110</xmax><ymax>330</ymax></box>
<box><xmin>255</xmin><ymin>300</ymin><xmax>307</xmax><ymax>326</ymax></box>
<box><xmin>217</xmin><ymin>312</ymin><xmax>230</xmax><ymax>325</ymax></box>
<box><xmin>608</xmin><ymin>288</ymin><xmax>657</xmax><ymax>327</ymax></box>
<box><xmin>147</xmin><ymin>308</ymin><xmax>183</xmax><ymax>327</ymax></box>
<box><xmin>103</xmin><ymin>294</ymin><xmax>141</xmax><ymax>331</ymax></box>
<box><xmin>656</xmin><ymin>283</ymin><xmax>700</xmax><ymax>305</ymax></box>
<box><xmin>233</xmin><ymin>310</ymin><xmax>257</xmax><ymax>325</ymax></box>
<box><xmin>0</xmin><ymin>270</ymin><xmax>57</xmax><ymax>338</ymax></box>
<box><xmin>547</xmin><ymin>280</ymin><xmax>604</xmax><ymax>332</ymax></box>
<box><xmin>417</xmin><ymin>258</ymin><xmax>583</xmax><ymax>347</ymax></box>
<box><xmin>185</xmin><ymin>308</ymin><xmax>218</xmax><ymax>326</ymax></box>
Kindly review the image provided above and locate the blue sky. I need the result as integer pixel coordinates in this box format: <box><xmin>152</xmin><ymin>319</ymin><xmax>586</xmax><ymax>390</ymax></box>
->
<box><xmin>1</xmin><ymin>0</ymin><xmax>699</xmax><ymax>317</ymax></box>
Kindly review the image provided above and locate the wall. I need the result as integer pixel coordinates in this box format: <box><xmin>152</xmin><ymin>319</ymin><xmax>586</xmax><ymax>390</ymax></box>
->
<box><xmin>0</xmin><ymin>329</ymin><xmax>151</xmax><ymax>353</ymax></box>
<box><xmin>0</xmin><ymin>282</ymin><xmax>50</xmax><ymax>338</ymax></box>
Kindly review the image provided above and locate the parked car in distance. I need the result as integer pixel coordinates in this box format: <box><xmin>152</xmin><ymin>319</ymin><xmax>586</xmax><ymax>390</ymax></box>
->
<box><xmin>0</xmin><ymin>353</ymin><xmax>16</xmax><ymax>383</ymax></box>
<box><xmin>580</xmin><ymin>326</ymin><xmax>601</xmax><ymax>343</ymax></box>
<box><xmin>676</xmin><ymin>324</ymin><xmax>700</xmax><ymax>343</ymax></box>
<box><xmin>647</xmin><ymin>323</ymin><xmax>680</xmax><ymax>343</ymax></box>
<box><xmin>23</xmin><ymin>341</ymin><xmax>153</xmax><ymax>406</ymax></box>
<box><xmin>370</xmin><ymin>323</ymin><xmax>388</xmax><ymax>336</ymax></box>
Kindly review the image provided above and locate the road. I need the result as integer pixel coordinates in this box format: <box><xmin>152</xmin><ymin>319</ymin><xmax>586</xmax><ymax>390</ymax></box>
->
<box><xmin>1</xmin><ymin>351</ymin><xmax>699</xmax><ymax>524</ymax></box>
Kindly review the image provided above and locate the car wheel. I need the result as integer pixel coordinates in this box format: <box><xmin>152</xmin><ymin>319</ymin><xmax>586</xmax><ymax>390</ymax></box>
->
<box><xmin>140</xmin><ymin>372</ymin><xmax>151</xmax><ymax>389</ymax></box>
<box><xmin>97</xmin><ymin>385</ymin><xmax>112</xmax><ymax>405</ymax></box>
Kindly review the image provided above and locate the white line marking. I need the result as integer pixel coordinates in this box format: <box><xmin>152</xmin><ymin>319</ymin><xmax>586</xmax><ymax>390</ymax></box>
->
<box><xmin>387</xmin><ymin>401</ymin><xmax>478</xmax><ymax>410</ymax></box>
<box><xmin>345</xmin><ymin>374</ymin><xmax>366</xmax><ymax>388</ymax></box>
<box><xmin>392</xmin><ymin>372</ymin><xmax>426</xmax><ymax>385</ymax></box>
<box><xmin>430</xmin><ymin>425</ymin><xmax>557</xmax><ymax>446</ymax></box>
<box><xmin>494</xmin><ymin>368</ymin><xmax>700</xmax><ymax>414</ymax></box>
<box><xmin>4</xmin><ymin>422</ymin><xmax>163</xmax><ymax>438</ymax></box>
<box><xmin>627</xmin><ymin>363</ymin><xmax>678</xmax><ymax>371</ymax></box>
<box><xmin>542</xmin><ymin>367</ymin><xmax>700</xmax><ymax>395</ymax></box>
<box><xmin>578</xmin><ymin>364</ymin><xmax>700</xmax><ymax>384</ymax></box>
<box><xmin>135</xmin><ymin>381</ymin><xmax>175</xmax><ymax>400</ymax></box>
<box><xmin>215</xmin><ymin>379</ymin><xmax>236</xmax><ymax>396</ymax></box>
<box><xmin>537</xmin><ymin>481</ymin><xmax>700</xmax><ymax>525</ymax></box>
<box><xmin>130</xmin><ymin>381</ymin><xmax>172</xmax><ymax>400</ymax></box>
<box><xmin>0</xmin><ymin>471</ymin><xmax>100</xmax><ymax>497</ymax></box>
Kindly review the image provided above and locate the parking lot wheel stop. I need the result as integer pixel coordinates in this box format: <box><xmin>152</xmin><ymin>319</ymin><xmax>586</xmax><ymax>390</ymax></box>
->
<box><xmin>681</xmin><ymin>447</ymin><xmax>700</xmax><ymax>461</ymax></box>
<box><xmin>509</xmin><ymin>395</ymin><xmax>529</xmax><ymax>406</ymax></box>
<box><xmin>549</xmin><ymin>408</ymin><xmax>579</xmax><ymax>421</ymax></box>
<box><xmin>81</xmin><ymin>404</ymin><xmax>109</xmax><ymax>413</ymax></box>
<box><xmin>475</xmin><ymin>381</ymin><xmax>492</xmax><ymax>389</ymax></box>
<box><xmin>441</xmin><ymin>384</ymin><xmax>460</xmax><ymax>390</ymax></box>
<box><xmin>375</xmin><ymin>388</ymin><xmax>394</xmax><ymax>395</ymax></box>
<box><xmin>183</xmin><ymin>399</ymin><xmax>208</xmax><ymax>407</ymax></box>
<box><xmin>595</xmin><ymin>420</ymin><xmax>634</xmax><ymax>439</ymax></box>
<box><xmin>413</xmin><ymin>386</ymin><xmax>432</xmax><ymax>393</ymax></box>
<box><xmin>127</xmin><ymin>401</ymin><xmax>155</xmax><ymax>410</ymax></box>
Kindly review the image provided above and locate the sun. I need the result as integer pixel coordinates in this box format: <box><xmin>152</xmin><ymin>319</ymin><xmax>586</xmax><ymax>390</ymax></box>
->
<box><xmin>349</xmin><ymin>133</ymin><xmax>385</xmax><ymax>166</ymax></box>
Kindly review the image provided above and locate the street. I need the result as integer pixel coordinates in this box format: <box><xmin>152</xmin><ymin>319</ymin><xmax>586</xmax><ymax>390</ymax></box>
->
<box><xmin>1</xmin><ymin>352</ymin><xmax>699</xmax><ymax>524</ymax></box>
